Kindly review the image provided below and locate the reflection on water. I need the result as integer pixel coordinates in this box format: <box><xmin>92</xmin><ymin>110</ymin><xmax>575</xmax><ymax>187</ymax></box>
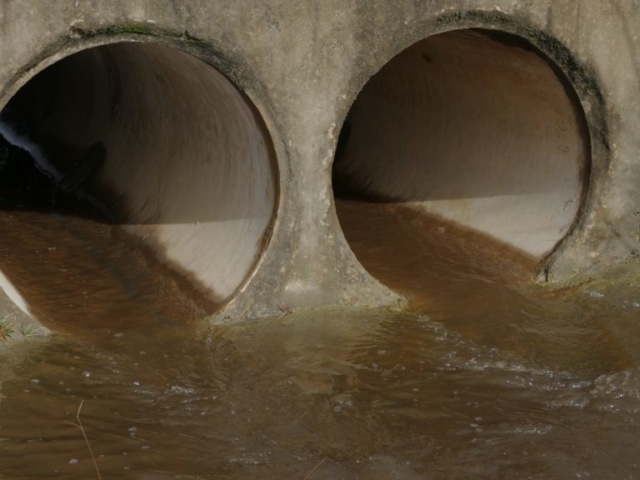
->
<box><xmin>1</xmin><ymin>201</ymin><xmax>640</xmax><ymax>479</ymax></box>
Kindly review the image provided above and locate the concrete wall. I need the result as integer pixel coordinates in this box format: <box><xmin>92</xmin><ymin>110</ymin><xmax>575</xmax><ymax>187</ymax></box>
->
<box><xmin>0</xmin><ymin>1</ymin><xmax>638</xmax><ymax>321</ymax></box>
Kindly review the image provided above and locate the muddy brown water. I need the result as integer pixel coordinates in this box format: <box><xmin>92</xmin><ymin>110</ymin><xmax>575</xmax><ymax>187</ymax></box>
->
<box><xmin>1</xmin><ymin>199</ymin><xmax>640</xmax><ymax>479</ymax></box>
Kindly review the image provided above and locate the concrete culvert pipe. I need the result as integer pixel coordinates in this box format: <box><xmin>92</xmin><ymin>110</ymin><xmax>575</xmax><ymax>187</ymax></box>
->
<box><xmin>0</xmin><ymin>41</ymin><xmax>277</xmax><ymax>307</ymax></box>
<box><xmin>333</xmin><ymin>29</ymin><xmax>589</xmax><ymax>269</ymax></box>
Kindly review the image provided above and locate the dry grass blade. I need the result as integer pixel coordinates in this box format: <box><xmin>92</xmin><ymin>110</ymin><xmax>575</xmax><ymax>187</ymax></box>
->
<box><xmin>302</xmin><ymin>457</ymin><xmax>326</xmax><ymax>480</ymax></box>
<box><xmin>66</xmin><ymin>399</ymin><xmax>102</xmax><ymax>480</ymax></box>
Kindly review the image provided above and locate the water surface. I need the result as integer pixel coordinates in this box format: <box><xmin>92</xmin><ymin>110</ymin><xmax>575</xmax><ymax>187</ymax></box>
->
<box><xmin>1</xmin><ymin>200</ymin><xmax>640</xmax><ymax>479</ymax></box>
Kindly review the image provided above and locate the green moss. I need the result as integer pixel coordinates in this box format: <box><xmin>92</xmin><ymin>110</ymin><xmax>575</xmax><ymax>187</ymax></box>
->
<box><xmin>64</xmin><ymin>24</ymin><xmax>216</xmax><ymax>59</ymax></box>
<box><xmin>182</xmin><ymin>30</ymin><xmax>211</xmax><ymax>48</ymax></box>
<box><xmin>69</xmin><ymin>22</ymin><xmax>154</xmax><ymax>38</ymax></box>
<box><xmin>104</xmin><ymin>22</ymin><xmax>152</xmax><ymax>35</ymax></box>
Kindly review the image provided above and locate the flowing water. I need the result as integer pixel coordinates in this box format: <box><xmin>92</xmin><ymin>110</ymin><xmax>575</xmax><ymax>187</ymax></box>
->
<box><xmin>1</xmin><ymin>198</ymin><xmax>640</xmax><ymax>479</ymax></box>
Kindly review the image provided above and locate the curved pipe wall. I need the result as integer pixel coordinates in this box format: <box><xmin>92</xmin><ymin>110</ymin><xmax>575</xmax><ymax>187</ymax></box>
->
<box><xmin>334</xmin><ymin>30</ymin><xmax>589</xmax><ymax>260</ymax></box>
<box><xmin>1</xmin><ymin>42</ymin><xmax>277</xmax><ymax>305</ymax></box>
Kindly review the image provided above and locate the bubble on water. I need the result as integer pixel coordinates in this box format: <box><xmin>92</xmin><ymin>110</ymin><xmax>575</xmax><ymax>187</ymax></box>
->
<box><xmin>30</xmin><ymin>378</ymin><xmax>40</xmax><ymax>384</ymax></box>
<box><xmin>548</xmin><ymin>394</ymin><xmax>590</xmax><ymax>409</ymax></box>
<box><xmin>68</xmin><ymin>458</ymin><xmax>78</xmax><ymax>465</ymax></box>
<box><xmin>228</xmin><ymin>454</ymin><xmax>264</xmax><ymax>465</ymax></box>
<box><xmin>330</xmin><ymin>393</ymin><xmax>354</xmax><ymax>414</ymax></box>
<box><xmin>592</xmin><ymin>369</ymin><xmax>640</xmax><ymax>402</ymax></box>
<box><xmin>170</xmin><ymin>385</ymin><xmax>196</xmax><ymax>395</ymax></box>
<box><xmin>508</xmin><ymin>425</ymin><xmax>553</xmax><ymax>435</ymax></box>
<box><xmin>82</xmin><ymin>371</ymin><xmax>91</xmax><ymax>378</ymax></box>
<box><xmin>585</xmin><ymin>290</ymin><xmax>605</xmax><ymax>298</ymax></box>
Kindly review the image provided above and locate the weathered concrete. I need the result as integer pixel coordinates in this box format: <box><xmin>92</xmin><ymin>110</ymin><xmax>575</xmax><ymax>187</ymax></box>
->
<box><xmin>0</xmin><ymin>1</ymin><xmax>637</xmax><ymax>325</ymax></box>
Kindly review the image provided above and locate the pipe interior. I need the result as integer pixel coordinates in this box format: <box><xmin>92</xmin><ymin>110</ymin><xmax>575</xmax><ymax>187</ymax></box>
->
<box><xmin>333</xmin><ymin>29</ymin><xmax>589</xmax><ymax>281</ymax></box>
<box><xmin>0</xmin><ymin>42</ymin><xmax>277</xmax><ymax>306</ymax></box>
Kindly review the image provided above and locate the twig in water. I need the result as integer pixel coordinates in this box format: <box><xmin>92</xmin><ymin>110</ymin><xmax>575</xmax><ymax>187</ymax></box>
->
<box><xmin>66</xmin><ymin>400</ymin><xmax>102</xmax><ymax>480</ymax></box>
<box><xmin>302</xmin><ymin>457</ymin><xmax>326</xmax><ymax>480</ymax></box>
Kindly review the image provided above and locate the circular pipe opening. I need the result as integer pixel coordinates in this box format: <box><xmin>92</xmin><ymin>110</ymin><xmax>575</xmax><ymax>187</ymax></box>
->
<box><xmin>0</xmin><ymin>41</ymin><xmax>277</xmax><ymax>315</ymax></box>
<box><xmin>333</xmin><ymin>29</ymin><xmax>589</xmax><ymax>291</ymax></box>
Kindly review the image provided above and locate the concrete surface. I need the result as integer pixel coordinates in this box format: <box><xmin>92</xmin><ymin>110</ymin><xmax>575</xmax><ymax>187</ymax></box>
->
<box><xmin>0</xmin><ymin>1</ymin><xmax>637</xmax><ymax>324</ymax></box>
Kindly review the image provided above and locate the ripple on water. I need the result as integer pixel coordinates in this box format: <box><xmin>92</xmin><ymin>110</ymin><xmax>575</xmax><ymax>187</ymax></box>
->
<box><xmin>1</xmin><ymin>202</ymin><xmax>640</xmax><ymax>478</ymax></box>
